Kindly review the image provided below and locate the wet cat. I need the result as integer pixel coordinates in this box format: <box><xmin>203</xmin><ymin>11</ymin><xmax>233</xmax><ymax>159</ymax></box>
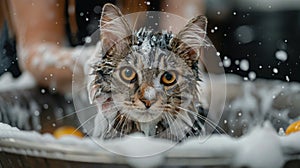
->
<box><xmin>88</xmin><ymin>4</ymin><xmax>209</xmax><ymax>141</ymax></box>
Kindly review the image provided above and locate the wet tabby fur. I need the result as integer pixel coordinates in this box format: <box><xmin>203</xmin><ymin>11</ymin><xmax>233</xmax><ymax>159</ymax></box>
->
<box><xmin>88</xmin><ymin>4</ymin><xmax>209</xmax><ymax>141</ymax></box>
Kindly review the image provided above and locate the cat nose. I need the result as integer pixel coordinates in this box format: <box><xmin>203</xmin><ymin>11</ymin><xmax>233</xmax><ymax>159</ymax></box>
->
<box><xmin>139</xmin><ymin>86</ymin><xmax>157</xmax><ymax>108</ymax></box>
<box><xmin>141</xmin><ymin>99</ymin><xmax>153</xmax><ymax>108</ymax></box>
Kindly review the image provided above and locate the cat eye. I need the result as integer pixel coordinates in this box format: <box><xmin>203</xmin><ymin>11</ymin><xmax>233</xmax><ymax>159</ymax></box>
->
<box><xmin>120</xmin><ymin>66</ymin><xmax>137</xmax><ymax>83</ymax></box>
<box><xmin>161</xmin><ymin>71</ymin><xmax>177</xmax><ymax>86</ymax></box>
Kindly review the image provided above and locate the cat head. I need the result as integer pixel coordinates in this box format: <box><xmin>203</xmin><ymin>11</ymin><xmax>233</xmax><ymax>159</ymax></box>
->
<box><xmin>89</xmin><ymin>4</ymin><xmax>208</xmax><ymax>139</ymax></box>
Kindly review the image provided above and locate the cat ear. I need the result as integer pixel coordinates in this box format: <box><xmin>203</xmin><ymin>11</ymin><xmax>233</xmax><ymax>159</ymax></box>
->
<box><xmin>100</xmin><ymin>4</ymin><xmax>132</xmax><ymax>56</ymax></box>
<box><xmin>170</xmin><ymin>15</ymin><xmax>208</xmax><ymax>67</ymax></box>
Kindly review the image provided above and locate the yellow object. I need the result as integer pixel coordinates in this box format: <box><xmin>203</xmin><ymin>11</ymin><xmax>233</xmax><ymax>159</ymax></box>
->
<box><xmin>53</xmin><ymin>126</ymin><xmax>84</xmax><ymax>139</ymax></box>
<box><xmin>286</xmin><ymin>120</ymin><xmax>300</xmax><ymax>135</ymax></box>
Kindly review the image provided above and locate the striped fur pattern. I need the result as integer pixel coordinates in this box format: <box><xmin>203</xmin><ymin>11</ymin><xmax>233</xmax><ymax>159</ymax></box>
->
<box><xmin>88</xmin><ymin>4</ymin><xmax>209</xmax><ymax>141</ymax></box>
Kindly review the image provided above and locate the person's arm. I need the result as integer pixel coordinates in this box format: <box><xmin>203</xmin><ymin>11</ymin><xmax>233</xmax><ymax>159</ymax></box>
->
<box><xmin>163</xmin><ymin>0</ymin><xmax>205</xmax><ymax>18</ymax></box>
<box><xmin>160</xmin><ymin>0</ymin><xmax>206</xmax><ymax>33</ymax></box>
<box><xmin>8</xmin><ymin>0</ymin><xmax>90</xmax><ymax>93</ymax></box>
<box><xmin>0</xmin><ymin>3</ymin><xmax>4</xmax><ymax>32</ymax></box>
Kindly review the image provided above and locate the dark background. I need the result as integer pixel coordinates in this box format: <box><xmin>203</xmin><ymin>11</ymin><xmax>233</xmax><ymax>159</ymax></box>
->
<box><xmin>205</xmin><ymin>1</ymin><xmax>300</xmax><ymax>82</ymax></box>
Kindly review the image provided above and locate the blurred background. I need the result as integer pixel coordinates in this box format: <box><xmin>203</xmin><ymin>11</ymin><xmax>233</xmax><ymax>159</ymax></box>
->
<box><xmin>206</xmin><ymin>0</ymin><xmax>300</xmax><ymax>82</ymax></box>
<box><xmin>0</xmin><ymin>0</ymin><xmax>300</xmax><ymax>134</ymax></box>
<box><xmin>0</xmin><ymin>1</ymin><xmax>300</xmax><ymax>167</ymax></box>
<box><xmin>1</xmin><ymin>0</ymin><xmax>300</xmax><ymax>81</ymax></box>
<box><xmin>122</xmin><ymin>0</ymin><xmax>300</xmax><ymax>82</ymax></box>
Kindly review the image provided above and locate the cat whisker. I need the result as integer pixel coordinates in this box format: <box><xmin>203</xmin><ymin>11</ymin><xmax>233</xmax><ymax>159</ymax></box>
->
<box><xmin>175</xmin><ymin>106</ymin><xmax>227</xmax><ymax>135</ymax></box>
<box><xmin>167</xmin><ymin>109</ymin><xmax>203</xmax><ymax>139</ymax></box>
<box><xmin>172</xmin><ymin>111</ymin><xmax>193</xmax><ymax>131</ymax></box>
<box><xmin>78</xmin><ymin>105</ymin><xmax>121</xmax><ymax>137</ymax></box>
<box><xmin>163</xmin><ymin>113</ymin><xmax>191</xmax><ymax>141</ymax></box>
<box><xmin>163</xmin><ymin>113</ymin><xmax>178</xmax><ymax>141</ymax></box>
<box><xmin>132</xmin><ymin>12</ymin><xmax>142</xmax><ymax>31</ymax></box>
<box><xmin>171</xmin><ymin>109</ymin><xmax>194</xmax><ymax>127</ymax></box>
<box><xmin>101</xmin><ymin>28</ymin><xmax>126</xmax><ymax>39</ymax></box>
<box><xmin>109</xmin><ymin>114</ymin><xmax>127</xmax><ymax>139</ymax></box>
<box><xmin>172</xmin><ymin>114</ymin><xmax>185</xmax><ymax>141</ymax></box>
<box><xmin>166</xmin><ymin>113</ymin><xmax>181</xmax><ymax>141</ymax></box>
<box><xmin>159</xmin><ymin>105</ymin><xmax>173</xmax><ymax>111</ymax></box>
<box><xmin>161</xmin><ymin>113</ymin><xmax>172</xmax><ymax>140</ymax></box>
<box><xmin>108</xmin><ymin>112</ymin><xmax>122</xmax><ymax>125</ymax></box>
<box><xmin>121</xmin><ymin>113</ymin><xmax>131</xmax><ymax>139</ymax></box>
<box><xmin>160</xmin><ymin>106</ymin><xmax>190</xmax><ymax>128</ymax></box>
<box><xmin>170</xmin><ymin>112</ymin><xmax>188</xmax><ymax>141</ymax></box>
<box><xmin>115</xmin><ymin>113</ymin><xmax>124</xmax><ymax>134</ymax></box>
<box><xmin>56</xmin><ymin>100</ymin><xmax>118</xmax><ymax>121</ymax></box>
<box><xmin>177</xmin><ymin>111</ymin><xmax>203</xmax><ymax>137</ymax></box>
<box><xmin>92</xmin><ymin>108</ymin><xmax>121</xmax><ymax>138</ymax></box>
<box><xmin>72</xmin><ymin>113</ymin><xmax>98</xmax><ymax>135</ymax></box>
<box><xmin>102</xmin><ymin>112</ymin><xmax>121</xmax><ymax>139</ymax></box>
<box><xmin>56</xmin><ymin>104</ymin><xmax>98</xmax><ymax>120</ymax></box>
<box><xmin>116</xmin><ymin>114</ymin><xmax>127</xmax><ymax>132</ymax></box>
<box><xmin>84</xmin><ymin>127</ymin><xmax>95</xmax><ymax>138</ymax></box>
